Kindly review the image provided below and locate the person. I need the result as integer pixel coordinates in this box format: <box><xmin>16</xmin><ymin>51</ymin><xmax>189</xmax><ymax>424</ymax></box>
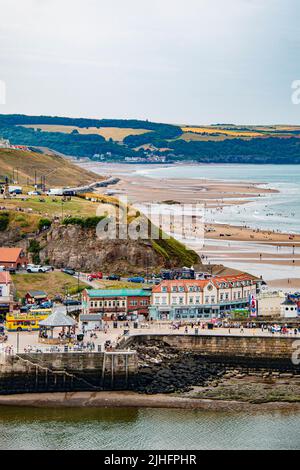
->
<box><xmin>185</xmin><ymin>326</ymin><xmax>188</xmax><ymax>334</ymax></box>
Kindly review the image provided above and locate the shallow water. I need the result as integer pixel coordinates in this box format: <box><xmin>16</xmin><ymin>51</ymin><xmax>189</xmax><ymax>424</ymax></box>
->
<box><xmin>0</xmin><ymin>406</ymin><xmax>299</xmax><ymax>450</ymax></box>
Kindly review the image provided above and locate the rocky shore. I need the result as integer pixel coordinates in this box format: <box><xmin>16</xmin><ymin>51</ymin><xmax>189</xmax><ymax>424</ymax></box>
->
<box><xmin>134</xmin><ymin>339</ymin><xmax>226</xmax><ymax>394</ymax></box>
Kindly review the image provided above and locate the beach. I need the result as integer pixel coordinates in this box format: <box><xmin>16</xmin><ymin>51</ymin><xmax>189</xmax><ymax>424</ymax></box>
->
<box><xmin>79</xmin><ymin>162</ymin><xmax>300</xmax><ymax>285</ymax></box>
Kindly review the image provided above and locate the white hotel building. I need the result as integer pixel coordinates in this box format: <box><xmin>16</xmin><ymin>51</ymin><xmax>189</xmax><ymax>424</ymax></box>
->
<box><xmin>149</xmin><ymin>274</ymin><xmax>258</xmax><ymax>321</ymax></box>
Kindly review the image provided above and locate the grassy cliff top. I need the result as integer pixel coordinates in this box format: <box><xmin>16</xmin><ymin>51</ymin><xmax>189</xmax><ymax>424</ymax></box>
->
<box><xmin>0</xmin><ymin>148</ymin><xmax>101</xmax><ymax>187</ymax></box>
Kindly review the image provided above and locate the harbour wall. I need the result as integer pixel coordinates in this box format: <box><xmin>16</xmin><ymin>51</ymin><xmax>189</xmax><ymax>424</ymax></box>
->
<box><xmin>121</xmin><ymin>334</ymin><xmax>300</xmax><ymax>369</ymax></box>
<box><xmin>1</xmin><ymin>334</ymin><xmax>300</xmax><ymax>395</ymax></box>
<box><xmin>0</xmin><ymin>352</ymin><xmax>137</xmax><ymax>395</ymax></box>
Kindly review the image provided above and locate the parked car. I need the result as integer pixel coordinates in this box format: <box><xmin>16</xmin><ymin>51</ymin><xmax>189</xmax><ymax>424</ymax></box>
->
<box><xmin>107</xmin><ymin>274</ymin><xmax>120</xmax><ymax>281</ymax></box>
<box><xmin>39</xmin><ymin>301</ymin><xmax>53</xmax><ymax>309</ymax></box>
<box><xmin>20</xmin><ymin>305</ymin><xmax>31</xmax><ymax>313</ymax></box>
<box><xmin>6</xmin><ymin>267</ymin><xmax>16</xmax><ymax>274</ymax></box>
<box><xmin>63</xmin><ymin>299</ymin><xmax>81</xmax><ymax>306</ymax></box>
<box><xmin>43</xmin><ymin>265</ymin><xmax>53</xmax><ymax>272</ymax></box>
<box><xmin>127</xmin><ymin>276</ymin><xmax>145</xmax><ymax>283</ymax></box>
<box><xmin>87</xmin><ymin>272</ymin><xmax>103</xmax><ymax>281</ymax></box>
<box><xmin>27</xmin><ymin>264</ymin><xmax>47</xmax><ymax>273</ymax></box>
<box><xmin>28</xmin><ymin>191</ymin><xmax>41</xmax><ymax>196</ymax></box>
<box><xmin>61</xmin><ymin>268</ymin><xmax>76</xmax><ymax>276</ymax></box>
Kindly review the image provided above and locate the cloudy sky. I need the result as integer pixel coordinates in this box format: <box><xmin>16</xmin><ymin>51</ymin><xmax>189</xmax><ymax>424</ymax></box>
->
<box><xmin>0</xmin><ymin>0</ymin><xmax>299</xmax><ymax>124</ymax></box>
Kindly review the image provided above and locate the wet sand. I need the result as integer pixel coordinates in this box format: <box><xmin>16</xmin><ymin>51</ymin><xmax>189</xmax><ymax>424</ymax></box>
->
<box><xmin>83</xmin><ymin>162</ymin><xmax>276</xmax><ymax>206</ymax></box>
<box><xmin>0</xmin><ymin>391</ymin><xmax>300</xmax><ymax>412</ymax></box>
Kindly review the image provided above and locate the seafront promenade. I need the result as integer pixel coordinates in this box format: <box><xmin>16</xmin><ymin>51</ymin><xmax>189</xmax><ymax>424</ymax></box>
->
<box><xmin>1</xmin><ymin>323</ymin><xmax>300</xmax><ymax>355</ymax></box>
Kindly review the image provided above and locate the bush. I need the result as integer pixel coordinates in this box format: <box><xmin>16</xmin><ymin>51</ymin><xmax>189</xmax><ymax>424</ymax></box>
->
<box><xmin>28</xmin><ymin>239</ymin><xmax>41</xmax><ymax>253</ymax></box>
<box><xmin>38</xmin><ymin>218</ymin><xmax>52</xmax><ymax>231</ymax></box>
<box><xmin>62</xmin><ymin>216</ymin><xmax>106</xmax><ymax>229</ymax></box>
<box><xmin>0</xmin><ymin>212</ymin><xmax>9</xmax><ymax>231</ymax></box>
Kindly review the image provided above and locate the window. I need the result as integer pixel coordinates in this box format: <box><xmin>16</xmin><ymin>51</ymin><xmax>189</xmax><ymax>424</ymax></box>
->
<box><xmin>179</xmin><ymin>297</ymin><xmax>184</xmax><ymax>304</ymax></box>
<box><xmin>205</xmin><ymin>296</ymin><xmax>209</xmax><ymax>303</ymax></box>
<box><xmin>172</xmin><ymin>286</ymin><xmax>177</xmax><ymax>292</ymax></box>
<box><xmin>162</xmin><ymin>287</ymin><xmax>167</xmax><ymax>293</ymax></box>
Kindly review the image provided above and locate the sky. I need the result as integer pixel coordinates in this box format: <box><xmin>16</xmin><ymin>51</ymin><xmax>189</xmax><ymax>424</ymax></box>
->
<box><xmin>0</xmin><ymin>0</ymin><xmax>300</xmax><ymax>124</ymax></box>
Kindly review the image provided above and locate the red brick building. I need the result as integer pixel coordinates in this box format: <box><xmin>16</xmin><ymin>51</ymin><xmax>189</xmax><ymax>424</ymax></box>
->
<box><xmin>0</xmin><ymin>247</ymin><xmax>28</xmax><ymax>270</ymax></box>
<box><xmin>82</xmin><ymin>288</ymin><xmax>151</xmax><ymax>320</ymax></box>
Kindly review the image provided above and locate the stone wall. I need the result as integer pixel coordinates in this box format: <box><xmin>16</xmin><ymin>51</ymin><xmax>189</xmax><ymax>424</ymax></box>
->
<box><xmin>0</xmin><ymin>352</ymin><xmax>137</xmax><ymax>395</ymax></box>
<box><xmin>122</xmin><ymin>334</ymin><xmax>300</xmax><ymax>369</ymax></box>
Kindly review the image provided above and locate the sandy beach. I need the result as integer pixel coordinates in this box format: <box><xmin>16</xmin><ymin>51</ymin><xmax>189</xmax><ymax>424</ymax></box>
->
<box><xmin>79</xmin><ymin>162</ymin><xmax>300</xmax><ymax>284</ymax></box>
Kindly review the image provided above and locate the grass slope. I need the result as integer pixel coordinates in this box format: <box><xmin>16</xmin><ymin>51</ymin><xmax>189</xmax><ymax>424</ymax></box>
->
<box><xmin>0</xmin><ymin>148</ymin><xmax>100</xmax><ymax>186</ymax></box>
<box><xmin>12</xmin><ymin>271</ymin><xmax>87</xmax><ymax>299</ymax></box>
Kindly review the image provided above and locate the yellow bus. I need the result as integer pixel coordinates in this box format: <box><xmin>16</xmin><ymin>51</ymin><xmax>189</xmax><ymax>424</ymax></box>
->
<box><xmin>5</xmin><ymin>309</ymin><xmax>52</xmax><ymax>332</ymax></box>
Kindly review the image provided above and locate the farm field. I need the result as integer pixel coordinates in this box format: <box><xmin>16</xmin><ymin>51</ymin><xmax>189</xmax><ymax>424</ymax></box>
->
<box><xmin>19</xmin><ymin>124</ymin><xmax>151</xmax><ymax>142</ymax></box>
<box><xmin>180</xmin><ymin>125</ymin><xmax>300</xmax><ymax>141</ymax></box>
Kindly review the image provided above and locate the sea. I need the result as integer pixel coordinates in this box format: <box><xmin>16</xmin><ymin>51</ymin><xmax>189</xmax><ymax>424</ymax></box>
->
<box><xmin>0</xmin><ymin>406</ymin><xmax>300</xmax><ymax>450</ymax></box>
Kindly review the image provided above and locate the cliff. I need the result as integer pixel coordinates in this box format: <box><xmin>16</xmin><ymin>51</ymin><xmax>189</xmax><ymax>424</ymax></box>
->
<box><xmin>37</xmin><ymin>223</ymin><xmax>199</xmax><ymax>273</ymax></box>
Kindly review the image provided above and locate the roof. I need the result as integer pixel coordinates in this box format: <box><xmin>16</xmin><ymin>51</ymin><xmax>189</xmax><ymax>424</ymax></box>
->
<box><xmin>0</xmin><ymin>271</ymin><xmax>12</xmax><ymax>284</ymax></box>
<box><xmin>80</xmin><ymin>314</ymin><xmax>102</xmax><ymax>321</ymax></box>
<box><xmin>0</xmin><ymin>247</ymin><xmax>24</xmax><ymax>263</ymax></box>
<box><xmin>39</xmin><ymin>311</ymin><xmax>76</xmax><ymax>327</ymax></box>
<box><xmin>152</xmin><ymin>280</ymin><xmax>209</xmax><ymax>293</ymax></box>
<box><xmin>85</xmin><ymin>288</ymin><xmax>152</xmax><ymax>298</ymax></box>
<box><xmin>27</xmin><ymin>290</ymin><xmax>47</xmax><ymax>298</ymax></box>
<box><xmin>152</xmin><ymin>274</ymin><xmax>256</xmax><ymax>293</ymax></box>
